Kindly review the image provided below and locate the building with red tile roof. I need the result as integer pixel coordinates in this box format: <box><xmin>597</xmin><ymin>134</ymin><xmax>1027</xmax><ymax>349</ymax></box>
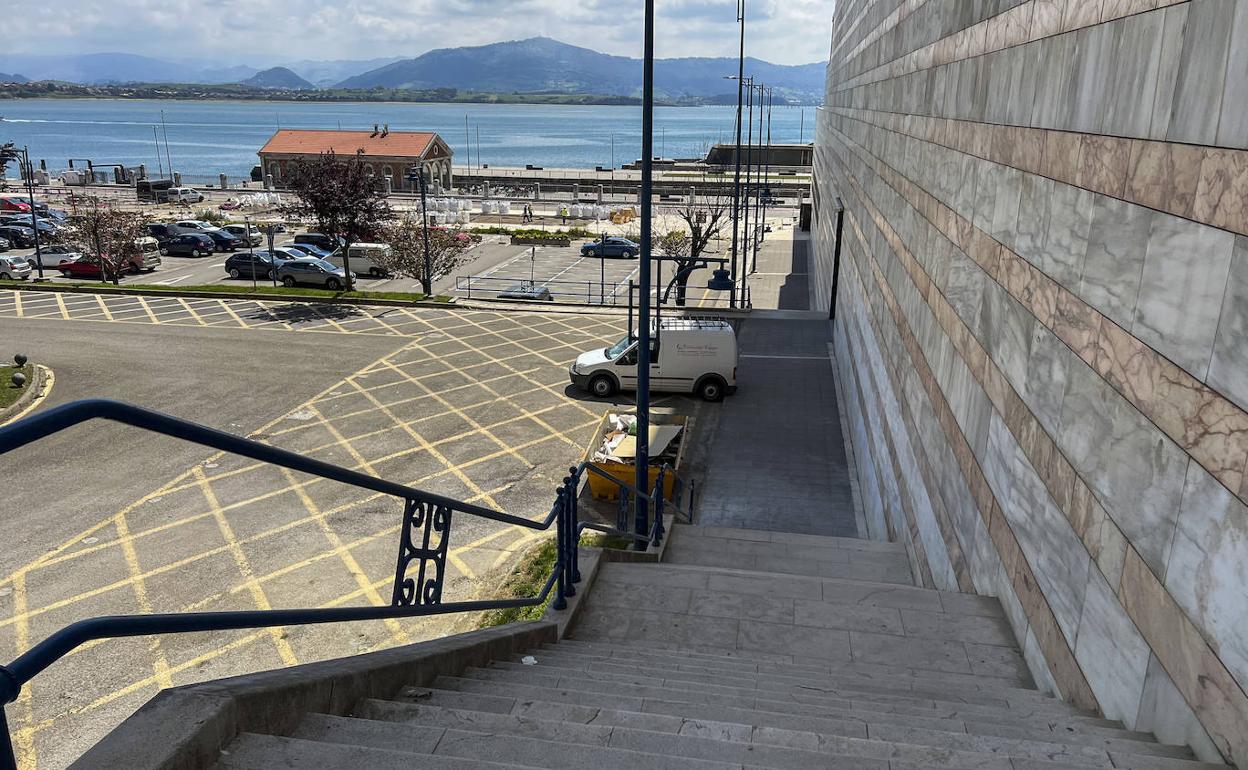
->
<box><xmin>258</xmin><ymin>126</ymin><xmax>454</xmax><ymax>192</ymax></box>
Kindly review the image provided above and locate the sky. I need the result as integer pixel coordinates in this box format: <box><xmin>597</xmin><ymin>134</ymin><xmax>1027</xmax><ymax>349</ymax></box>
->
<box><xmin>3</xmin><ymin>0</ymin><xmax>835</xmax><ymax>67</ymax></box>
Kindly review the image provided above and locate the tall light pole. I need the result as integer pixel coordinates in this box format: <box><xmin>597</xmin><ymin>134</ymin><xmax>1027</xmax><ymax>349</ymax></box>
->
<box><xmin>751</xmin><ymin>84</ymin><xmax>766</xmax><ymax>274</ymax></box>
<box><xmin>634</xmin><ymin>0</ymin><xmax>656</xmax><ymax>548</ymax></box>
<box><xmin>741</xmin><ymin>81</ymin><xmax>755</xmax><ymax>293</ymax></box>
<box><xmin>407</xmin><ymin>163</ymin><xmax>434</xmax><ymax>295</ymax></box>
<box><xmin>755</xmin><ymin>86</ymin><xmax>773</xmax><ymax>274</ymax></box>
<box><xmin>21</xmin><ymin>148</ymin><xmax>44</xmax><ymax>281</ymax></box>
<box><xmin>726</xmin><ymin>0</ymin><xmax>746</xmax><ymax>308</ymax></box>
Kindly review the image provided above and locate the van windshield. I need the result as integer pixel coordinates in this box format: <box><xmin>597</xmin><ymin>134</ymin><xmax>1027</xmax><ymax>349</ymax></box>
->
<box><xmin>606</xmin><ymin>336</ymin><xmax>633</xmax><ymax>359</ymax></box>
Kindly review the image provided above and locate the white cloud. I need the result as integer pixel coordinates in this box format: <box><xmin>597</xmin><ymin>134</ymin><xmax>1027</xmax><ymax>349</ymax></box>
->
<box><xmin>3</xmin><ymin>0</ymin><xmax>833</xmax><ymax>66</ymax></box>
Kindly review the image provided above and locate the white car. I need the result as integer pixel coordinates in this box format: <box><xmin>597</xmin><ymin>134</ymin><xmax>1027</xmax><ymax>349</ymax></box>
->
<box><xmin>167</xmin><ymin>188</ymin><xmax>205</xmax><ymax>204</ymax></box>
<box><xmin>25</xmin><ymin>244</ymin><xmax>82</xmax><ymax>268</ymax></box>
<box><xmin>220</xmin><ymin>224</ymin><xmax>262</xmax><ymax>246</ymax></box>
<box><xmin>174</xmin><ymin>220</ymin><xmax>217</xmax><ymax>231</ymax></box>
<box><xmin>325</xmin><ymin>243</ymin><xmax>391</xmax><ymax>278</ymax></box>
<box><xmin>0</xmin><ymin>256</ymin><xmax>32</xmax><ymax>281</ymax></box>
<box><xmin>570</xmin><ymin>318</ymin><xmax>738</xmax><ymax>402</ymax></box>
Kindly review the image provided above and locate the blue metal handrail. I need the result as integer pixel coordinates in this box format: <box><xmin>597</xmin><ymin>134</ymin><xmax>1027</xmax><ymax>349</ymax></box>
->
<box><xmin>0</xmin><ymin>399</ymin><xmax>671</xmax><ymax>770</ymax></box>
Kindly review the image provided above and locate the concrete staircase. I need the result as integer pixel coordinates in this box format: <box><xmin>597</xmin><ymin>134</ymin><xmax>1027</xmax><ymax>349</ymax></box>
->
<box><xmin>209</xmin><ymin>524</ymin><xmax>1224</xmax><ymax>769</ymax></box>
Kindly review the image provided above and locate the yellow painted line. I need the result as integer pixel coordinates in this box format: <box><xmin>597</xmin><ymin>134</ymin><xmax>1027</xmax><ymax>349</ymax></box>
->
<box><xmin>192</xmin><ymin>467</ymin><xmax>298</xmax><ymax>665</ymax></box>
<box><xmin>11</xmin><ymin>573</ymin><xmax>37</xmax><ymax>770</ymax></box>
<box><xmin>175</xmin><ymin>298</ymin><xmax>209</xmax><ymax>326</ymax></box>
<box><xmin>53</xmin><ymin>293</ymin><xmax>69</xmax><ymax>320</ymax></box>
<box><xmin>1</xmin><ymin>367</ymin><xmax>54</xmax><ymax>427</ymax></box>
<box><xmin>346</xmin><ymin>378</ymin><xmax>502</xmax><ymax>509</ymax></box>
<box><xmin>448</xmin><ymin>553</ymin><xmax>477</xmax><ymax>580</ymax></box>
<box><xmin>12</xmin><ymin>291</ymin><xmax>22</xmax><ymax>317</ymax></box>
<box><xmin>137</xmin><ymin>296</ymin><xmax>160</xmax><ymax>324</ymax></box>
<box><xmin>114</xmin><ymin>511</ymin><xmax>174</xmax><ymax>688</ymax></box>
<box><xmin>211</xmin><ymin>299</ymin><xmax>250</xmax><ymax>328</ymax></box>
<box><xmin>93</xmin><ymin>294</ymin><xmax>114</xmax><ymax>321</ymax></box>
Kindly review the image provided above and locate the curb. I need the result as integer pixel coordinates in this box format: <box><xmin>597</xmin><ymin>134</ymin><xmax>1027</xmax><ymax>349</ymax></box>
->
<box><xmin>0</xmin><ymin>364</ymin><xmax>52</xmax><ymax>426</ymax></box>
<box><xmin>0</xmin><ymin>282</ymin><xmax>455</xmax><ymax>310</ymax></box>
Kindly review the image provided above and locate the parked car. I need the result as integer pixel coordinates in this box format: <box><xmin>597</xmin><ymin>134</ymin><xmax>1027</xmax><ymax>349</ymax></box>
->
<box><xmin>269</xmin><ymin>246</ymin><xmax>309</xmax><ymax>263</ymax></box>
<box><xmin>0</xmin><ymin>256</ymin><xmax>32</xmax><ymax>281</ymax></box>
<box><xmin>220</xmin><ymin>224</ymin><xmax>262</xmax><ymax>247</ymax></box>
<box><xmin>0</xmin><ymin>197</ymin><xmax>31</xmax><ymax>214</ymax></box>
<box><xmin>133</xmin><ymin>237</ymin><xmax>163</xmax><ymax>271</ymax></box>
<box><xmin>166</xmin><ymin>187</ymin><xmax>205</xmax><ymax>204</ymax></box>
<box><xmin>325</xmin><ymin>243</ymin><xmax>391</xmax><ymax>278</ymax></box>
<box><xmin>0</xmin><ymin>237</ymin><xmax>9</xmax><ymax>252</ymax></box>
<box><xmin>57</xmin><ymin>256</ymin><xmax>116</xmax><ymax>280</ymax></box>
<box><xmin>0</xmin><ymin>215</ymin><xmax>61</xmax><ymax>236</ymax></box>
<box><xmin>26</xmin><ymin>244</ymin><xmax>82</xmax><ymax>268</ymax></box>
<box><xmin>580</xmin><ymin>237</ymin><xmax>639</xmax><ymax>259</ymax></box>
<box><xmin>281</xmin><ymin>242</ymin><xmax>334</xmax><ymax>259</ymax></box>
<box><xmin>276</xmin><ymin>258</ymin><xmax>353</xmax><ymax>290</ymax></box>
<box><xmin>224</xmin><ymin>252</ymin><xmax>280</xmax><ymax>280</ymax></box>
<box><xmin>202</xmin><ymin>229</ymin><xmax>246</xmax><ymax>252</ymax></box>
<box><xmin>147</xmin><ymin>223</ymin><xmax>186</xmax><ymax>242</ymax></box>
<box><xmin>159</xmin><ymin>233</ymin><xmax>216</xmax><ymax>257</ymax></box>
<box><xmin>293</xmin><ymin>232</ymin><xmax>342</xmax><ymax>251</ymax></box>
<box><xmin>173</xmin><ymin>220</ymin><xmax>217</xmax><ymax>231</ymax></box>
<box><xmin>570</xmin><ymin>318</ymin><xmax>738</xmax><ymax>401</ymax></box>
<box><xmin>0</xmin><ymin>225</ymin><xmax>37</xmax><ymax>248</ymax></box>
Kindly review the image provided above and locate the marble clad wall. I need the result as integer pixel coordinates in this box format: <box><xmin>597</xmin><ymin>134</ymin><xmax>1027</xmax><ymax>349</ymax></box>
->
<box><xmin>812</xmin><ymin>0</ymin><xmax>1248</xmax><ymax>762</ymax></box>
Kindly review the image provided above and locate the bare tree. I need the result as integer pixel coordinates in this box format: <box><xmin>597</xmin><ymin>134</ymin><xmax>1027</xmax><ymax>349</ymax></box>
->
<box><xmin>654</xmin><ymin>178</ymin><xmax>732</xmax><ymax>305</ymax></box>
<box><xmin>374</xmin><ymin>216</ymin><xmax>475</xmax><ymax>294</ymax></box>
<box><xmin>65</xmin><ymin>197</ymin><xmax>147</xmax><ymax>285</ymax></box>
<box><xmin>281</xmin><ymin>150</ymin><xmax>391</xmax><ymax>289</ymax></box>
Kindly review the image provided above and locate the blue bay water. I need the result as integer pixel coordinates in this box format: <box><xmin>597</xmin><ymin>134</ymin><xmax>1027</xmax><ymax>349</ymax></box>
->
<box><xmin>0</xmin><ymin>99</ymin><xmax>813</xmax><ymax>179</ymax></box>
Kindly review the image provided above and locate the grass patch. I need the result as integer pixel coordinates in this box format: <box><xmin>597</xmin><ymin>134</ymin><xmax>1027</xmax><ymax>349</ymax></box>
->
<box><xmin>477</xmin><ymin>531</ymin><xmax>637</xmax><ymax>629</ymax></box>
<box><xmin>0</xmin><ymin>363</ymin><xmax>35</xmax><ymax>410</ymax></box>
<box><xmin>0</xmin><ymin>280</ymin><xmax>451</xmax><ymax>303</ymax></box>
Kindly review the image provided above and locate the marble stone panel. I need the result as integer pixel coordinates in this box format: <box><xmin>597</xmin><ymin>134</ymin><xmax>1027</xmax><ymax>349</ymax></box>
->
<box><xmin>1031</xmin><ymin>33</ymin><xmax>1077</xmax><ymax>130</ymax></box>
<box><xmin>1072</xmin><ymin>566</ymin><xmax>1150</xmax><ymax>725</ymax></box>
<box><xmin>1135</xmin><ymin>653</ymin><xmax>1224</xmax><ymax>762</ymax></box>
<box><xmin>1023</xmin><ymin>324</ymin><xmax>1070</xmax><ymax>440</ymax></box>
<box><xmin>1216</xmin><ymin>1</ymin><xmax>1248</xmax><ymax>147</ymax></box>
<box><xmin>972</xmin><ymin>159</ymin><xmax>999</xmax><ymax>234</ymax></box>
<box><xmin>1208</xmin><ymin>236</ymin><xmax>1248</xmax><ymax>414</ymax></box>
<box><xmin>944</xmin><ymin>249</ymin><xmax>987</xmax><ymax>338</ymax></box>
<box><xmin>1193</xmin><ymin>148</ymin><xmax>1248</xmax><ymax>236</ymax></box>
<box><xmin>978</xmin><ymin>281</ymin><xmax>1036</xmax><ymax>397</ymax></box>
<box><xmin>1164</xmin><ymin>464</ymin><xmax>1248</xmax><ymax>695</ymax></box>
<box><xmin>989</xmin><ymin>165</ymin><xmax>1022</xmax><ymax>245</ymax></box>
<box><xmin>1079</xmin><ymin>195</ymin><xmax>1152</xmax><ymax>329</ymax></box>
<box><xmin>1069</xmin><ymin>23</ymin><xmax>1120</xmax><ymax>135</ymax></box>
<box><xmin>1148</xmin><ymin>4</ymin><xmax>1189</xmax><ymax>141</ymax></box>
<box><xmin>1104</xmin><ymin>8</ymin><xmax>1165</xmax><ymax>138</ymax></box>
<box><xmin>1168</xmin><ymin>0</ymin><xmax>1235</xmax><ymax>145</ymax></box>
<box><xmin>1041</xmin><ymin>182</ymin><xmax>1093</xmax><ymax>292</ymax></box>
<box><xmin>1133</xmin><ymin>213</ymin><xmax>1236</xmax><ymax>380</ymax></box>
<box><xmin>1013</xmin><ymin>174</ymin><xmax>1053</xmax><ymax>265</ymax></box>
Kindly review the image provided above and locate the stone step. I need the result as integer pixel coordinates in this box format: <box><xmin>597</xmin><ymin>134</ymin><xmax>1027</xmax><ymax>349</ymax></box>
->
<box><xmin>291</xmin><ymin>712</ymin><xmax>761</xmax><ymax>770</ymax></box>
<box><xmin>569</xmin><ymin>604</ymin><xmax>1034</xmax><ymax>684</ymax></box>
<box><xmin>670</xmin><ymin>524</ymin><xmax>907</xmax><ymax>554</ymax></box>
<box><xmin>592</xmin><ymin>561</ymin><xmax>1004</xmax><ymax>618</ymax></box>
<box><xmin>434</xmin><ymin>670</ymin><xmax>1087</xmax><ymax>729</ymax></box>
<box><xmin>668</xmin><ymin>528</ymin><xmax>904</xmax><ymax>565</ymax></box>
<box><xmin>363</xmin><ymin>695</ymin><xmax>1193</xmax><ymax>763</ymax></box>
<box><xmin>527</xmin><ymin>643</ymin><xmax>1039</xmax><ymax>696</ymax></box>
<box><xmin>487</xmin><ymin>657</ymin><xmax>1062</xmax><ymax>714</ymax></box>
<box><xmin>663</xmin><ymin>541</ymin><xmax>915</xmax><ymax>584</ymax></box>
<box><xmin>458</xmin><ymin>664</ymin><xmax>1086</xmax><ymax>719</ymax></box>
<box><xmin>212</xmin><ymin>732</ymin><xmax>532</xmax><ymax>770</ymax></box>
<box><xmin>499</xmin><ymin>653</ymin><xmax>1100</xmax><ymax>715</ymax></box>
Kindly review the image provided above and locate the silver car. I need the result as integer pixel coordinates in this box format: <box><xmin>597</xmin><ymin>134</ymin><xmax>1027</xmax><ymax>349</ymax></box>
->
<box><xmin>221</xmin><ymin>224</ymin><xmax>262</xmax><ymax>247</ymax></box>
<box><xmin>276</xmin><ymin>258</ymin><xmax>354</xmax><ymax>290</ymax></box>
<box><xmin>0</xmin><ymin>256</ymin><xmax>33</xmax><ymax>281</ymax></box>
<box><xmin>26</xmin><ymin>244</ymin><xmax>82</xmax><ymax>269</ymax></box>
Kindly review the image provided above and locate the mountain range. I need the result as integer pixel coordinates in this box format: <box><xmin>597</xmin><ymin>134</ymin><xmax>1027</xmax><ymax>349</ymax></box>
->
<box><xmin>0</xmin><ymin>38</ymin><xmax>825</xmax><ymax>102</ymax></box>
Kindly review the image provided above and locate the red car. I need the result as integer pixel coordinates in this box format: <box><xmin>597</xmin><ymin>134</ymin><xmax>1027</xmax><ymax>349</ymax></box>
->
<box><xmin>58</xmin><ymin>256</ymin><xmax>141</xmax><ymax>280</ymax></box>
<box><xmin>0</xmin><ymin>197</ymin><xmax>32</xmax><ymax>214</ymax></box>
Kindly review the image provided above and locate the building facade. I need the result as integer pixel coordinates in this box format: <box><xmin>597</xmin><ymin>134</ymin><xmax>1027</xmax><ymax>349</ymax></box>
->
<box><xmin>258</xmin><ymin>128</ymin><xmax>454</xmax><ymax>192</ymax></box>
<box><xmin>812</xmin><ymin>0</ymin><xmax>1248</xmax><ymax>763</ymax></box>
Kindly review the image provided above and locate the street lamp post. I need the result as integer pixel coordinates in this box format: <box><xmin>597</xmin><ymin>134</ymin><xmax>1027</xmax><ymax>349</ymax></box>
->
<box><xmin>741</xmin><ymin>82</ymin><xmax>755</xmax><ymax>292</ymax></box>
<box><xmin>726</xmin><ymin>0</ymin><xmax>746</xmax><ymax>308</ymax></box>
<box><xmin>634</xmin><ymin>0</ymin><xmax>656</xmax><ymax>548</ymax></box>
<box><xmin>20</xmin><ymin>147</ymin><xmax>44</xmax><ymax>281</ymax></box>
<box><xmin>407</xmin><ymin>164</ymin><xmax>435</xmax><ymax>295</ymax></box>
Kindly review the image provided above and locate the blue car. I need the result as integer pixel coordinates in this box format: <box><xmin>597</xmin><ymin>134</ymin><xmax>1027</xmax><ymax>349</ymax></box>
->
<box><xmin>283</xmin><ymin>242</ymin><xmax>335</xmax><ymax>259</ymax></box>
<box><xmin>581</xmin><ymin>237</ymin><xmax>639</xmax><ymax>259</ymax></box>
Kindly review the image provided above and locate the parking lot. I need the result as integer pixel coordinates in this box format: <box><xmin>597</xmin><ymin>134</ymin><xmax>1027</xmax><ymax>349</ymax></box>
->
<box><xmin>0</xmin><ymin>292</ymin><xmax>688</xmax><ymax>769</ymax></box>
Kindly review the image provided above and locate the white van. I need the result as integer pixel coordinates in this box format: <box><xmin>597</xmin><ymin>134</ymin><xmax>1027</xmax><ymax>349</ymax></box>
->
<box><xmin>570</xmin><ymin>318</ymin><xmax>738</xmax><ymax>401</ymax></box>
<box><xmin>326</xmin><ymin>243</ymin><xmax>391</xmax><ymax>278</ymax></box>
<box><xmin>166</xmin><ymin>187</ymin><xmax>205</xmax><ymax>204</ymax></box>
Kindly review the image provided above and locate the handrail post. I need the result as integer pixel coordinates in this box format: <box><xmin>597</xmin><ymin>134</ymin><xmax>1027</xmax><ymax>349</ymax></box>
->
<box><xmin>567</xmin><ymin>467</ymin><xmax>582</xmax><ymax>583</ymax></box>
<box><xmin>653</xmin><ymin>467</ymin><xmax>665</xmax><ymax>547</ymax></box>
<box><xmin>552</xmin><ymin>486</ymin><xmax>568</xmax><ymax>611</ymax></box>
<box><xmin>560</xmin><ymin>475</ymin><xmax>576</xmax><ymax>597</ymax></box>
<box><xmin>0</xmin><ymin>706</ymin><xmax>15</xmax><ymax>770</ymax></box>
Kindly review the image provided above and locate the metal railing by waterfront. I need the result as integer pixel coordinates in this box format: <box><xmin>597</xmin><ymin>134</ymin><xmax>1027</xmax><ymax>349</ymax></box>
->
<box><xmin>454</xmin><ymin>275</ymin><xmax>630</xmax><ymax>305</ymax></box>
<box><xmin>0</xmin><ymin>399</ymin><xmax>672</xmax><ymax>770</ymax></box>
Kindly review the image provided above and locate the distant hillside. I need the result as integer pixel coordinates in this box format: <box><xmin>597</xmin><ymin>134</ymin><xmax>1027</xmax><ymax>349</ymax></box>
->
<box><xmin>276</xmin><ymin>57</ymin><xmax>404</xmax><ymax>88</ymax></box>
<box><xmin>0</xmin><ymin>72</ymin><xmax>28</xmax><ymax>83</ymax></box>
<box><xmin>241</xmin><ymin>67</ymin><xmax>313</xmax><ymax>90</ymax></box>
<box><xmin>337</xmin><ymin>37</ymin><xmax>824</xmax><ymax>102</ymax></box>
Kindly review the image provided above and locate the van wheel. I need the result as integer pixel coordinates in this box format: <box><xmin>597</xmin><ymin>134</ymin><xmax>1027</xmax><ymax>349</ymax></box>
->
<box><xmin>696</xmin><ymin>375</ymin><xmax>726</xmax><ymax>402</ymax></box>
<box><xmin>588</xmin><ymin>374</ymin><xmax>616</xmax><ymax>398</ymax></box>
<box><xmin>0</xmin><ymin>273</ymin><xmax>10</xmax><ymax>281</ymax></box>
<box><xmin>369</xmin><ymin>267</ymin><xmax>382</xmax><ymax>278</ymax></box>
<box><xmin>267</xmin><ymin>270</ymin><xmax>276</xmax><ymax>280</ymax></box>
<box><xmin>282</xmin><ymin>276</ymin><xmax>296</xmax><ymax>287</ymax></box>
<box><xmin>159</xmin><ymin>247</ymin><xmax>168</xmax><ymax>256</ymax></box>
